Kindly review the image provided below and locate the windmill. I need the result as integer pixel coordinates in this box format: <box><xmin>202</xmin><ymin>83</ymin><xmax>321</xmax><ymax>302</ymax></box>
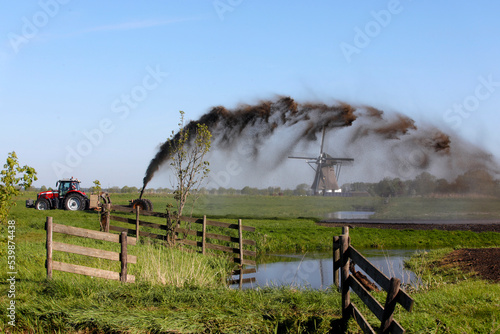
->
<box><xmin>289</xmin><ymin>127</ymin><xmax>353</xmax><ymax>196</ymax></box>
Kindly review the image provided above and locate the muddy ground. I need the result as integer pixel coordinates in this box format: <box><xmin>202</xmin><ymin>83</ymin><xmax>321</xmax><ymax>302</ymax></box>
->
<box><xmin>441</xmin><ymin>248</ymin><xmax>500</xmax><ymax>282</ymax></box>
<box><xmin>318</xmin><ymin>220</ymin><xmax>499</xmax><ymax>282</ymax></box>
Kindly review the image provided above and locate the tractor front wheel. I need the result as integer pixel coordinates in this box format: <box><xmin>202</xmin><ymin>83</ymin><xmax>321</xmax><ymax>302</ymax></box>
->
<box><xmin>35</xmin><ymin>198</ymin><xmax>51</xmax><ymax>210</ymax></box>
<box><xmin>65</xmin><ymin>194</ymin><xmax>85</xmax><ymax>211</ymax></box>
<box><xmin>143</xmin><ymin>199</ymin><xmax>153</xmax><ymax>211</ymax></box>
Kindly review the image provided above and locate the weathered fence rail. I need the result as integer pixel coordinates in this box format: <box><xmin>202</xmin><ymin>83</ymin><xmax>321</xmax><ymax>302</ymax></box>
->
<box><xmin>46</xmin><ymin>216</ymin><xmax>136</xmax><ymax>283</ymax></box>
<box><xmin>333</xmin><ymin>226</ymin><xmax>414</xmax><ymax>334</ymax></box>
<box><xmin>178</xmin><ymin>217</ymin><xmax>257</xmax><ymax>286</ymax></box>
<box><xmin>105</xmin><ymin>205</ymin><xmax>257</xmax><ymax>287</ymax></box>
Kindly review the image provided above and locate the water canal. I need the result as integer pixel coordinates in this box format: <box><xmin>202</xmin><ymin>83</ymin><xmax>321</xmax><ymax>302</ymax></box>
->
<box><xmin>325</xmin><ymin>211</ymin><xmax>375</xmax><ymax>219</ymax></box>
<box><xmin>233</xmin><ymin>249</ymin><xmax>422</xmax><ymax>289</ymax></box>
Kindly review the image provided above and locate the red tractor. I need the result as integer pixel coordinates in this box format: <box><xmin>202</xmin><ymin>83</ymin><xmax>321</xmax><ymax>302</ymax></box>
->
<box><xmin>29</xmin><ymin>178</ymin><xmax>89</xmax><ymax>211</ymax></box>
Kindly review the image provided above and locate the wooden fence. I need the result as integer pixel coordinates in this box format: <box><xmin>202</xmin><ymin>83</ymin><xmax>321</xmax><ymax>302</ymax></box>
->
<box><xmin>46</xmin><ymin>216</ymin><xmax>137</xmax><ymax>283</ymax></box>
<box><xmin>103</xmin><ymin>205</ymin><xmax>257</xmax><ymax>287</ymax></box>
<box><xmin>333</xmin><ymin>227</ymin><xmax>414</xmax><ymax>334</ymax></box>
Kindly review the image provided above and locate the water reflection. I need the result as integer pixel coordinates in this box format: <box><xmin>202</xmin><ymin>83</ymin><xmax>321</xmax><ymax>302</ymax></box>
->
<box><xmin>232</xmin><ymin>249</ymin><xmax>420</xmax><ymax>290</ymax></box>
<box><xmin>325</xmin><ymin>211</ymin><xmax>375</xmax><ymax>219</ymax></box>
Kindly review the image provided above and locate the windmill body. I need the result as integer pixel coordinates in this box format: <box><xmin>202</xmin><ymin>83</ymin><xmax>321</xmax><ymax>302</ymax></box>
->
<box><xmin>289</xmin><ymin>128</ymin><xmax>353</xmax><ymax>195</ymax></box>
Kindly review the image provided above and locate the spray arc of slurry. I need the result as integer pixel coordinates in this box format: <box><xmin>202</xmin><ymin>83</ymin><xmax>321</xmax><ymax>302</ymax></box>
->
<box><xmin>140</xmin><ymin>97</ymin><xmax>357</xmax><ymax>195</ymax></box>
<box><xmin>140</xmin><ymin>97</ymin><xmax>499</xmax><ymax>196</ymax></box>
<box><xmin>344</xmin><ymin>106</ymin><xmax>499</xmax><ymax>180</ymax></box>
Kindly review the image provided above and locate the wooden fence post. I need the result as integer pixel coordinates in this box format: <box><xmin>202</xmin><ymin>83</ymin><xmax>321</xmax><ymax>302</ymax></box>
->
<box><xmin>103</xmin><ymin>204</ymin><xmax>110</xmax><ymax>232</ymax></box>
<box><xmin>340</xmin><ymin>226</ymin><xmax>351</xmax><ymax>321</ymax></box>
<box><xmin>100</xmin><ymin>209</ymin><xmax>106</xmax><ymax>231</ymax></box>
<box><xmin>135</xmin><ymin>206</ymin><xmax>140</xmax><ymax>242</ymax></box>
<box><xmin>333</xmin><ymin>226</ymin><xmax>413</xmax><ymax>333</ymax></box>
<box><xmin>381</xmin><ymin>277</ymin><xmax>401</xmax><ymax>333</ymax></box>
<box><xmin>333</xmin><ymin>235</ymin><xmax>340</xmax><ymax>290</ymax></box>
<box><xmin>46</xmin><ymin>217</ymin><xmax>53</xmax><ymax>280</ymax></box>
<box><xmin>238</xmin><ymin>219</ymin><xmax>244</xmax><ymax>289</ymax></box>
<box><xmin>120</xmin><ymin>231</ymin><xmax>128</xmax><ymax>283</ymax></box>
<box><xmin>202</xmin><ymin>215</ymin><xmax>207</xmax><ymax>255</ymax></box>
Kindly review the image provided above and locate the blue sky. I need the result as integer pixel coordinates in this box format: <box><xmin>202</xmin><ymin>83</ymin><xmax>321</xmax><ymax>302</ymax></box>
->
<box><xmin>1</xmin><ymin>1</ymin><xmax>500</xmax><ymax>189</ymax></box>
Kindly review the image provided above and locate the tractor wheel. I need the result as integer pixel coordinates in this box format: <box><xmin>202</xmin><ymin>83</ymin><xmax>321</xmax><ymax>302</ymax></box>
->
<box><xmin>131</xmin><ymin>199</ymin><xmax>150</xmax><ymax>212</ymax></box>
<box><xmin>144</xmin><ymin>199</ymin><xmax>153</xmax><ymax>211</ymax></box>
<box><xmin>65</xmin><ymin>194</ymin><xmax>85</xmax><ymax>211</ymax></box>
<box><xmin>35</xmin><ymin>198</ymin><xmax>51</xmax><ymax>210</ymax></box>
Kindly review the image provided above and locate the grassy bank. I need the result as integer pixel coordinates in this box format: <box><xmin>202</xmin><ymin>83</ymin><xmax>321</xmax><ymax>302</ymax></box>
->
<box><xmin>399</xmin><ymin>249</ymin><xmax>500</xmax><ymax>333</ymax></box>
<box><xmin>241</xmin><ymin>218</ymin><xmax>500</xmax><ymax>253</ymax></box>
<box><xmin>1</xmin><ymin>246</ymin><xmax>498</xmax><ymax>333</ymax></box>
<box><xmin>1</xmin><ymin>280</ymin><xmax>344</xmax><ymax>333</ymax></box>
<box><xmin>4</xmin><ymin>238</ymin><xmax>344</xmax><ymax>333</ymax></box>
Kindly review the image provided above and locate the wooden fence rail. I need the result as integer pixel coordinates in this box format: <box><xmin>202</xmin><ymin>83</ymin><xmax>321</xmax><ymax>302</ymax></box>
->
<box><xmin>46</xmin><ymin>216</ymin><xmax>136</xmax><ymax>283</ymax></box>
<box><xmin>333</xmin><ymin>227</ymin><xmax>414</xmax><ymax>334</ymax></box>
<box><xmin>105</xmin><ymin>205</ymin><xmax>257</xmax><ymax>287</ymax></box>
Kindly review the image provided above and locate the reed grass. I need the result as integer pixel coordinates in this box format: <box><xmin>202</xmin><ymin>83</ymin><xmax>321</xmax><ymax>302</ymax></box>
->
<box><xmin>137</xmin><ymin>244</ymin><xmax>231</xmax><ymax>288</ymax></box>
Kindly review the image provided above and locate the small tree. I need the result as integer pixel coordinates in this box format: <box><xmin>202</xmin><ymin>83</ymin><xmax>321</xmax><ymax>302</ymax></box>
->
<box><xmin>90</xmin><ymin>179</ymin><xmax>102</xmax><ymax>194</ymax></box>
<box><xmin>0</xmin><ymin>152</ymin><xmax>37</xmax><ymax>224</ymax></box>
<box><xmin>169</xmin><ymin>111</ymin><xmax>211</xmax><ymax>218</ymax></box>
<box><xmin>163</xmin><ymin>111</ymin><xmax>211</xmax><ymax>244</ymax></box>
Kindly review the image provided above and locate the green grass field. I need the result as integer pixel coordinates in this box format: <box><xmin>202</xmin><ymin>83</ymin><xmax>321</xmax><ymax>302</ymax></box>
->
<box><xmin>4</xmin><ymin>193</ymin><xmax>499</xmax><ymax>253</ymax></box>
<box><xmin>372</xmin><ymin>196</ymin><xmax>500</xmax><ymax>220</ymax></box>
<box><xmin>116</xmin><ymin>192</ymin><xmax>500</xmax><ymax>220</ymax></box>
<box><xmin>111</xmin><ymin>192</ymin><xmax>385</xmax><ymax>219</ymax></box>
<box><xmin>1</xmin><ymin>192</ymin><xmax>499</xmax><ymax>333</ymax></box>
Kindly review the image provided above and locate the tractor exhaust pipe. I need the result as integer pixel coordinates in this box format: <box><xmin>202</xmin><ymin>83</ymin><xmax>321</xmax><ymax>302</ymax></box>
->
<box><xmin>139</xmin><ymin>186</ymin><xmax>145</xmax><ymax>199</ymax></box>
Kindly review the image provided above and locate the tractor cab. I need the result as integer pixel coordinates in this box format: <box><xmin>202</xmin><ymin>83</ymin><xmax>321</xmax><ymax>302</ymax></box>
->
<box><xmin>57</xmin><ymin>178</ymin><xmax>81</xmax><ymax>197</ymax></box>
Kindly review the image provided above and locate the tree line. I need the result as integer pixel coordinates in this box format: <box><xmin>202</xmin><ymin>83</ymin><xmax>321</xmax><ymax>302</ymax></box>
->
<box><xmin>345</xmin><ymin>170</ymin><xmax>500</xmax><ymax>197</ymax></box>
<box><xmin>30</xmin><ymin>170</ymin><xmax>500</xmax><ymax>198</ymax></box>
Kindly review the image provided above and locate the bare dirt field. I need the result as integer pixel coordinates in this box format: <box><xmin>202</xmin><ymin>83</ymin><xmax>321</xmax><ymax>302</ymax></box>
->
<box><xmin>440</xmin><ymin>248</ymin><xmax>500</xmax><ymax>282</ymax></box>
<box><xmin>318</xmin><ymin>220</ymin><xmax>499</xmax><ymax>282</ymax></box>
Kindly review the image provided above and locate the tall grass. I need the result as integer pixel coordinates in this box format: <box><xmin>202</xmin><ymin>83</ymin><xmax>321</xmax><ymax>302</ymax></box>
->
<box><xmin>1</xmin><ymin>235</ymin><xmax>232</xmax><ymax>289</ymax></box>
<box><xmin>137</xmin><ymin>244</ymin><xmax>232</xmax><ymax>287</ymax></box>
